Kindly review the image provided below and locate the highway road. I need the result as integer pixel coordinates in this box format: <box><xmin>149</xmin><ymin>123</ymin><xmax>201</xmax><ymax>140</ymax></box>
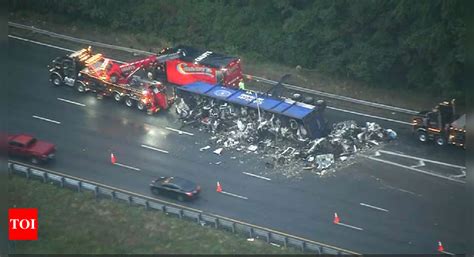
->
<box><xmin>6</xmin><ymin>37</ymin><xmax>467</xmax><ymax>254</ymax></box>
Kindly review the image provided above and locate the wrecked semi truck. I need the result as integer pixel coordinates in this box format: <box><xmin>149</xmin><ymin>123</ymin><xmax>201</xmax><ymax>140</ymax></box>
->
<box><xmin>412</xmin><ymin>99</ymin><xmax>466</xmax><ymax>148</ymax></box>
<box><xmin>175</xmin><ymin>82</ymin><xmax>329</xmax><ymax>141</ymax></box>
<box><xmin>156</xmin><ymin>46</ymin><xmax>244</xmax><ymax>88</ymax></box>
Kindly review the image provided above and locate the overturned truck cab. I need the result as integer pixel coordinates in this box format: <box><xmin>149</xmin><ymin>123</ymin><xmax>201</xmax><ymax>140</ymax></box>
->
<box><xmin>175</xmin><ymin>82</ymin><xmax>328</xmax><ymax>140</ymax></box>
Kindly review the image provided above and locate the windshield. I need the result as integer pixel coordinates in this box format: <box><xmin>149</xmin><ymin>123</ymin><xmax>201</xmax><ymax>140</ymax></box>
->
<box><xmin>27</xmin><ymin>138</ymin><xmax>37</xmax><ymax>147</ymax></box>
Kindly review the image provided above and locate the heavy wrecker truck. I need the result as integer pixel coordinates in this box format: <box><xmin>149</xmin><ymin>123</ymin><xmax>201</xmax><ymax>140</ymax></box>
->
<box><xmin>48</xmin><ymin>47</ymin><xmax>183</xmax><ymax>114</ymax></box>
<box><xmin>412</xmin><ymin>99</ymin><xmax>466</xmax><ymax>148</ymax></box>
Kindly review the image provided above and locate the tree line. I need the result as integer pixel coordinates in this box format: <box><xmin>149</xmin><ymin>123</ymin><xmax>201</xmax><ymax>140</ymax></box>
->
<box><xmin>10</xmin><ymin>0</ymin><xmax>466</xmax><ymax>101</ymax></box>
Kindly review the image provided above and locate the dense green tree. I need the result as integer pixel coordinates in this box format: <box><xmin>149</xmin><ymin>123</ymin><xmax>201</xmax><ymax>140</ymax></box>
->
<box><xmin>9</xmin><ymin>0</ymin><xmax>465</xmax><ymax>99</ymax></box>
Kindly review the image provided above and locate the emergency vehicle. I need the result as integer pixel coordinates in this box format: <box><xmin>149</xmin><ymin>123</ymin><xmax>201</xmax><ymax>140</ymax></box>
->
<box><xmin>48</xmin><ymin>47</ymin><xmax>183</xmax><ymax>114</ymax></box>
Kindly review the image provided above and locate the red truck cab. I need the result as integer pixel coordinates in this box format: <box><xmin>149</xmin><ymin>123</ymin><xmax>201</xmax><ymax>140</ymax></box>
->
<box><xmin>7</xmin><ymin>134</ymin><xmax>56</xmax><ymax>164</ymax></box>
<box><xmin>162</xmin><ymin>46</ymin><xmax>243</xmax><ymax>88</ymax></box>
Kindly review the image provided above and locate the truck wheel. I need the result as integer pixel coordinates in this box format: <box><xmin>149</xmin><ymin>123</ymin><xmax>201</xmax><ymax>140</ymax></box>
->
<box><xmin>435</xmin><ymin>136</ymin><xmax>446</xmax><ymax>146</ymax></box>
<box><xmin>125</xmin><ymin>97</ymin><xmax>134</xmax><ymax>107</ymax></box>
<box><xmin>137</xmin><ymin>101</ymin><xmax>146</xmax><ymax>111</ymax></box>
<box><xmin>76</xmin><ymin>82</ymin><xmax>86</xmax><ymax>93</ymax></box>
<box><xmin>50</xmin><ymin>74</ymin><xmax>62</xmax><ymax>86</ymax></box>
<box><xmin>417</xmin><ymin>131</ymin><xmax>428</xmax><ymax>143</ymax></box>
<box><xmin>114</xmin><ymin>92</ymin><xmax>122</xmax><ymax>102</ymax></box>
<box><xmin>31</xmin><ymin>157</ymin><xmax>39</xmax><ymax>164</ymax></box>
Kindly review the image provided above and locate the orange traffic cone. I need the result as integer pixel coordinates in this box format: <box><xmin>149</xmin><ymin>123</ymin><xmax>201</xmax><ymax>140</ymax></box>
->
<box><xmin>437</xmin><ymin>241</ymin><xmax>444</xmax><ymax>252</ymax></box>
<box><xmin>333</xmin><ymin>213</ymin><xmax>340</xmax><ymax>224</ymax></box>
<box><xmin>216</xmin><ymin>181</ymin><xmax>223</xmax><ymax>193</ymax></box>
<box><xmin>110</xmin><ymin>153</ymin><xmax>116</xmax><ymax>164</ymax></box>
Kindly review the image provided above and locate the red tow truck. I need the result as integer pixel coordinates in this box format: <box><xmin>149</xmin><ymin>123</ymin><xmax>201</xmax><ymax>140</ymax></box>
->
<box><xmin>158</xmin><ymin>46</ymin><xmax>244</xmax><ymax>88</ymax></box>
<box><xmin>48</xmin><ymin>47</ymin><xmax>183</xmax><ymax>114</ymax></box>
<box><xmin>8</xmin><ymin>134</ymin><xmax>56</xmax><ymax>164</ymax></box>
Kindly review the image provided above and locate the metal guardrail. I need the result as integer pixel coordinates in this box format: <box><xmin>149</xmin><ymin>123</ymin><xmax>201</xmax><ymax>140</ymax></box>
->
<box><xmin>7</xmin><ymin>160</ymin><xmax>359</xmax><ymax>255</ymax></box>
<box><xmin>8</xmin><ymin>21</ymin><xmax>419</xmax><ymax>115</ymax></box>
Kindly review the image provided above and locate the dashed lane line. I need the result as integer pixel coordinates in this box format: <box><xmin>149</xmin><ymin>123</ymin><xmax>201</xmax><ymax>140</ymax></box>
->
<box><xmin>57</xmin><ymin>97</ymin><xmax>87</xmax><ymax>107</ymax></box>
<box><xmin>32</xmin><ymin>115</ymin><xmax>61</xmax><ymax>124</ymax></box>
<box><xmin>220</xmin><ymin>191</ymin><xmax>248</xmax><ymax>200</ymax></box>
<box><xmin>140</xmin><ymin>144</ymin><xmax>169</xmax><ymax>154</ymax></box>
<box><xmin>359</xmin><ymin>203</ymin><xmax>389</xmax><ymax>212</ymax></box>
<box><xmin>242</xmin><ymin>172</ymin><xmax>271</xmax><ymax>181</ymax></box>
<box><xmin>113</xmin><ymin>162</ymin><xmax>141</xmax><ymax>171</ymax></box>
<box><xmin>165</xmin><ymin>127</ymin><xmax>194</xmax><ymax>136</ymax></box>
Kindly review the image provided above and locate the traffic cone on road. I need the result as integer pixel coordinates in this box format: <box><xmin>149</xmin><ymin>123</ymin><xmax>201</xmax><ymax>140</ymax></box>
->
<box><xmin>110</xmin><ymin>153</ymin><xmax>116</xmax><ymax>164</ymax></box>
<box><xmin>437</xmin><ymin>241</ymin><xmax>444</xmax><ymax>252</ymax></box>
<box><xmin>333</xmin><ymin>213</ymin><xmax>340</xmax><ymax>224</ymax></box>
<box><xmin>216</xmin><ymin>182</ymin><xmax>223</xmax><ymax>193</ymax></box>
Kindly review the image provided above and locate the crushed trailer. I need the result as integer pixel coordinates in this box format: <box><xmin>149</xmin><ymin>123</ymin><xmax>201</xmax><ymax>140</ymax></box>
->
<box><xmin>175</xmin><ymin>82</ymin><xmax>329</xmax><ymax>140</ymax></box>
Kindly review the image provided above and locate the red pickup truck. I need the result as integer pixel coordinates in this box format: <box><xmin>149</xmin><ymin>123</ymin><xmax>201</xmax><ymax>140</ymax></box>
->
<box><xmin>7</xmin><ymin>134</ymin><xmax>56</xmax><ymax>164</ymax></box>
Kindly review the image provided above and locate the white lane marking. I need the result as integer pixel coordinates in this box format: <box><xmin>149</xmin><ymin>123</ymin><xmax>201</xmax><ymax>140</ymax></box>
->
<box><xmin>335</xmin><ymin>222</ymin><xmax>364</xmax><ymax>231</ymax></box>
<box><xmin>410</xmin><ymin>160</ymin><xmax>425</xmax><ymax>168</ymax></box>
<box><xmin>140</xmin><ymin>144</ymin><xmax>169</xmax><ymax>154</ymax></box>
<box><xmin>9</xmin><ymin>35</ymin><xmax>74</xmax><ymax>52</ymax></box>
<box><xmin>57</xmin><ymin>97</ymin><xmax>86</xmax><ymax>107</ymax></box>
<box><xmin>221</xmin><ymin>191</ymin><xmax>248</xmax><ymax>200</ymax></box>
<box><xmin>242</xmin><ymin>172</ymin><xmax>271</xmax><ymax>181</ymax></box>
<box><xmin>32</xmin><ymin>115</ymin><xmax>61</xmax><ymax>124</ymax></box>
<box><xmin>379</xmin><ymin>150</ymin><xmax>465</xmax><ymax>169</ymax></box>
<box><xmin>11</xmin><ymin>34</ymin><xmax>413</xmax><ymax>128</ymax></box>
<box><xmin>165</xmin><ymin>127</ymin><xmax>194</xmax><ymax>136</ymax></box>
<box><xmin>359</xmin><ymin>203</ymin><xmax>389</xmax><ymax>212</ymax></box>
<box><xmin>113</xmin><ymin>162</ymin><xmax>141</xmax><ymax>171</ymax></box>
<box><xmin>327</xmin><ymin>106</ymin><xmax>412</xmax><ymax>125</ymax></box>
<box><xmin>441</xmin><ymin>250</ymin><xmax>455</xmax><ymax>256</ymax></box>
<box><xmin>8</xmin><ymin>35</ymin><xmax>126</xmax><ymax>64</ymax></box>
<box><xmin>366</xmin><ymin>156</ymin><xmax>465</xmax><ymax>184</ymax></box>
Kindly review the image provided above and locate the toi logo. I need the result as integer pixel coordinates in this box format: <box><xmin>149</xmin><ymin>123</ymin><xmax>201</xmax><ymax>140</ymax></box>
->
<box><xmin>9</xmin><ymin>208</ymin><xmax>38</xmax><ymax>240</ymax></box>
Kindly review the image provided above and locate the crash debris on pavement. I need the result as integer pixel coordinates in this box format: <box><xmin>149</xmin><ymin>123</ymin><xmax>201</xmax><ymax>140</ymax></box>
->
<box><xmin>176</xmin><ymin>96</ymin><xmax>397</xmax><ymax>178</ymax></box>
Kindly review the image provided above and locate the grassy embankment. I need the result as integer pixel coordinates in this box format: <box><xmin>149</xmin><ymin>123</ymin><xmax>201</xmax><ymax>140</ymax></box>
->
<box><xmin>8</xmin><ymin>175</ymin><xmax>299</xmax><ymax>254</ymax></box>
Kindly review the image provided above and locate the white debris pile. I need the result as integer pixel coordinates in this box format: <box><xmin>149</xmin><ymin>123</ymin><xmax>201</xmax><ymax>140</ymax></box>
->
<box><xmin>176</xmin><ymin>96</ymin><xmax>396</xmax><ymax>176</ymax></box>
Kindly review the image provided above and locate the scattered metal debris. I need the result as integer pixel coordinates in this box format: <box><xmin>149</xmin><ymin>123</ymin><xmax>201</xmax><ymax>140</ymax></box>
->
<box><xmin>177</xmin><ymin>96</ymin><xmax>396</xmax><ymax>178</ymax></box>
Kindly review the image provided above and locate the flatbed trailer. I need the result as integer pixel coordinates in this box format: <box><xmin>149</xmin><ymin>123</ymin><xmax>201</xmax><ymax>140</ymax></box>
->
<box><xmin>49</xmin><ymin>47</ymin><xmax>180</xmax><ymax>114</ymax></box>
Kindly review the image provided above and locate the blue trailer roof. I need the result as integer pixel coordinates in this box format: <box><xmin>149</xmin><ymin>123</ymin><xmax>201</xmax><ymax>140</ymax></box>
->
<box><xmin>178</xmin><ymin>82</ymin><xmax>215</xmax><ymax>95</ymax></box>
<box><xmin>178</xmin><ymin>82</ymin><xmax>317</xmax><ymax>120</ymax></box>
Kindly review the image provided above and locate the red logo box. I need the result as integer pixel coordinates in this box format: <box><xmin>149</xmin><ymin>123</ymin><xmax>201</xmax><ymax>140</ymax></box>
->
<box><xmin>9</xmin><ymin>208</ymin><xmax>38</xmax><ymax>240</ymax></box>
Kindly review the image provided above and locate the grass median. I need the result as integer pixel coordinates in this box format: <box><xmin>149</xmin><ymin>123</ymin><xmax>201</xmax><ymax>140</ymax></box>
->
<box><xmin>8</xmin><ymin>175</ymin><xmax>299</xmax><ymax>254</ymax></box>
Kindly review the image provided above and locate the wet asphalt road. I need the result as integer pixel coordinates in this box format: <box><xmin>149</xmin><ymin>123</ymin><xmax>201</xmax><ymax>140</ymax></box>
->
<box><xmin>6</xmin><ymin>38</ymin><xmax>467</xmax><ymax>254</ymax></box>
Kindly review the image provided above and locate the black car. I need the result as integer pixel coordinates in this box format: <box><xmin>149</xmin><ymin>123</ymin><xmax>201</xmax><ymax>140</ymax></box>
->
<box><xmin>150</xmin><ymin>176</ymin><xmax>201</xmax><ymax>201</ymax></box>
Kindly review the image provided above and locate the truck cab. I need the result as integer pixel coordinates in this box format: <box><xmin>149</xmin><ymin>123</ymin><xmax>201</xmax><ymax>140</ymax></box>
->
<box><xmin>412</xmin><ymin>99</ymin><xmax>465</xmax><ymax>148</ymax></box>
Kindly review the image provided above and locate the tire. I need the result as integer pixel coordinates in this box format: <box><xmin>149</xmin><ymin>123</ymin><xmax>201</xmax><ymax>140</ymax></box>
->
<box><xmin>125</xmin><ymin>97</ymin><xmax>134</xmax><ymax>107</ymax></box>
<box><xmin>417</xmin><ymin>131</ymin><xmax>428</xmax><ymax>143</ymax></box>
<box><xmin>177</xmin><ymin>195</ymin><xmax>185</xmax><ymax>202</ymax></box>
<box><xmin>137</xmin><ymin>101</ymin><xmax>146</xmax><ymax>111</ymax></box>
<box><xmin>151</xmin><ymin>188</ymin><xmax>160</xmax><ymax>195</ymax></box>
<box><xmin>31</xmin><ymin>157</ymin><xmax>39</xmax><ymax>164</ymax></box>
<box><xmin>76</xmin><ymin>82</ymin><xmax>86</xmax><ymax>93</ymax></box>
<box><xmin>114</xmin><ymin>92</ymin><xmax>122</xmax><ymax>102</ymax></box>
<box><xmin>435</xmin><ymin>136</ymin><xmax>446</xmax><ymax>146</ymax></box>
<box><xmin>50</xmin><ymin>74</ymin><xmax>62</xmax><ymax>86</ymax></box>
